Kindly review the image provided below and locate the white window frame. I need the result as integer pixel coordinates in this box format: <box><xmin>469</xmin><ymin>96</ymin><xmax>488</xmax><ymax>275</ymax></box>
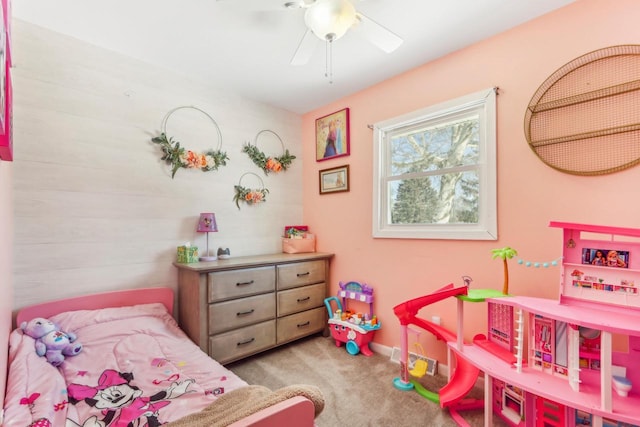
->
<box><xmin>372</xmin><ymin>87</ymin><xmax>497</xmax><ymax>240</ymax></box>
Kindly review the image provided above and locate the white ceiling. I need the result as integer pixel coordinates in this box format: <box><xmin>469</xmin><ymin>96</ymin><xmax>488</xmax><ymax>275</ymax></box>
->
<box><xmin>12</xmin><ymin>0</ymin><xmax>576</xmax><ymax>114</ymax></box>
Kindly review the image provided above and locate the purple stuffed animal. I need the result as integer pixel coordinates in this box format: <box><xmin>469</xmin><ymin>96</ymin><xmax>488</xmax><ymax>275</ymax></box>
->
<box><xmin>20</xmin><ymin>317</ymin><xmax>83</xmax><ymax>367</ymax></box>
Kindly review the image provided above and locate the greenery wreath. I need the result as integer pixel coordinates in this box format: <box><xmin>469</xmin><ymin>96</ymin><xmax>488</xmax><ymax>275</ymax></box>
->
<box><xmin>242</xmin><ymin>130</ymin><xmax>296</xmax><ymax>175</ymax></box>
<box><xmin>151</xmin><ymin>106</ymin><xmax>229</xmax><ymax>178</ymax></box>
<box><xmin>152</xmin><ymin>133</ymin><xmax>229</xmax><ymax>178</ymax></box>
<box><xmin>233</xmin><ymin>172</ymin><xmax>269</xmax><ymax>209</ymax></box>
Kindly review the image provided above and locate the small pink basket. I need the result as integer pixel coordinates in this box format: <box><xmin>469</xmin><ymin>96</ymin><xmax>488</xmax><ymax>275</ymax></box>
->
<box><xmin>282</xmin><ymin>235</ymin><xmax>316</xmax><ymax>254</ymax></box>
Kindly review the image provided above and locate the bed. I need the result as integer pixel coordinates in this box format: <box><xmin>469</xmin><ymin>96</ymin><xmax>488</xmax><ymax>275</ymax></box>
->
<box><xmin>2</xmin><ymin>287</ymin><xmax>323</xmax><ymax>427</ymax></box>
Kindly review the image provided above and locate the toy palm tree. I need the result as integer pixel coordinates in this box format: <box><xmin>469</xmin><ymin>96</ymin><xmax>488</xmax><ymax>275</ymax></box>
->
<box><xmin>492</xmin><ymin>247</ymin><xmax>518</xmax><ymax>295</ymax></box>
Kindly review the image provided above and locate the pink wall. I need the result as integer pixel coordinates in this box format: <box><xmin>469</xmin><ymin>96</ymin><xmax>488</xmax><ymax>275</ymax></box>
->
<box><xmin>303</xmin><ymin>0</ymin><xmax>640</xmax><ymax>362</ymax></box>
<box><xmin>0</xmin><ymin>160</ymin><xmax>13</xmax><ymax>402</ymax></box>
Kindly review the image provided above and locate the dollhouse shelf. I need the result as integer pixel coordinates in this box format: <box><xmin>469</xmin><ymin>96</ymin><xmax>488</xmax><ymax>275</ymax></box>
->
<box><xmin>565</xmin><ymin>262</ymin><xmax>640</xmax><ymax>274</ymax></box>
<box><xmin>571</xmin><ymin>280</ymin><xmax>638</xmax><ymax>294</ymax></box>
<box><xmin>579</xmin><ymin>348</ymin><xmax>601</xmax><ymax>370</ymax></box>
<box><xmin>549</xmin><ymin>221</ymin><xmax>640</xmax><ymax>238</ymax></box>
<box><xmin>552</xmin><ymin>221</ymin><xmax>640</xmax><ymax>306</ymax></box>
<box><xmin>450</xmin><ymin>343</ymin><xmax>640</xmax><ymax>426</ymax></box>
<box><xmin>490</xmin><ymin>296</ymin><xmax>640</xmax><ymax>337</ymax></box>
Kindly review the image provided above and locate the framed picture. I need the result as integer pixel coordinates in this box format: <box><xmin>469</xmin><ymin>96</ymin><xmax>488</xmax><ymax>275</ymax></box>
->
<box><xmin>0</xmin><ymin>60</ymin><xmax>10</xmax><ymax>162</ymax></box>
<box><xmin>319</xmin><ymin>164</ymin><xmax>349</xmax><ymax>194</ymax></box>
<box><xmin>315</xmin><ymin>107</ymin><xmax>350</xmax><ymax>161</ymax></box>
<box><xmin>0</xmin><ymin>0</ymin><xmax>10</xmax><ymax>162</ymax></box>
<box><xmin>582</xmin><ymin>247</ymin><xmax>629</xmax><ymax>268</ymax></box>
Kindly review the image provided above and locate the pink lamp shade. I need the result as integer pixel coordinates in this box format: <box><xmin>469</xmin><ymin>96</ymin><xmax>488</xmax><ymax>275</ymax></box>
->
<box><xmin>197</xmin><ymin>213</ymin><xmax>218</xmax><ymax>232</ymax></box>
<box><xmin>197</xmin><ymin>213</ymin><xmax>218</xmax><ymax>261</ymax></box>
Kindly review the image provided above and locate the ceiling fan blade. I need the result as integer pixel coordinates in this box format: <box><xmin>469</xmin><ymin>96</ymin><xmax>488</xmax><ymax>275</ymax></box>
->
<box><xmin>290</xmin><ymin>29</ymin><xmax>319</xmax><ymax>65</ymax></box>
<box><xmin>353</xmin><ymin>12</ymin><xmax>403</xmax><ymax>53</ymax></box>
<box><xmin>215</xmin><ymin>0</ymin><xmax>292</xmax><ymax>11</ymax></box>
<box><xmin>284</xmin><ymin>0</ymin><xmax>318</xmax><ymax>8</ymax></box>
<box><xmin>215</xmin><ymin>0</ymin><xmax>315</xmax><ymax>11</ymax></box>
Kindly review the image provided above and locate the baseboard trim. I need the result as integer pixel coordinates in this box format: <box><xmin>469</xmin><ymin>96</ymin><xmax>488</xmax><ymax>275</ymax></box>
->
<box><xmin>369</xmin><ymin>342</ymin><xmax>485</xmax><ymax>389</ymax></box>
<box><xmin>370</xmin><ymin>342</ymin><xmax>449</xmax><ymax>376</ymax></box>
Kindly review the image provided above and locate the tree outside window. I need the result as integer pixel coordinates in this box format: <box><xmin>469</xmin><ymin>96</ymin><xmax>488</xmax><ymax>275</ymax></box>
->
<box><xmin>372</xmin><ymin>88</ymin><xmax>497</xmax><ymax>240</ymax></box>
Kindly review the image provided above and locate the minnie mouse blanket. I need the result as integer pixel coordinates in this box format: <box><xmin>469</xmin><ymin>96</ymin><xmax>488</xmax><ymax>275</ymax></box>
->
<box><xmin>3</xmin><ymin>303</ymin><xmax>247</xmax><ymax>427</ymax></box>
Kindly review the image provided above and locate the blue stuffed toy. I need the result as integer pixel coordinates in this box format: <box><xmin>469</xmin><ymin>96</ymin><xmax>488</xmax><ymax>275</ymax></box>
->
<box><xmin>20</xmin><ymin>317</ymin><xmax>83</xmax><ymax>367</ymax></box>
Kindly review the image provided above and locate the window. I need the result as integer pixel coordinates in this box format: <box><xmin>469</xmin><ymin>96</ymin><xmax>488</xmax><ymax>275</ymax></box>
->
<box><xmin>372</xmin><ymin>88</ymin><xmax>497</xmax><ymax>240</ymax></box>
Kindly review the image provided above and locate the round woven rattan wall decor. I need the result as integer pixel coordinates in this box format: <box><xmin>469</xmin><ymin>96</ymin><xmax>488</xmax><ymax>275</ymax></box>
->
<box><xmin>524</xmin><ymin>45</ymin><xmax>640</xmax><ymax>176</ymax></box>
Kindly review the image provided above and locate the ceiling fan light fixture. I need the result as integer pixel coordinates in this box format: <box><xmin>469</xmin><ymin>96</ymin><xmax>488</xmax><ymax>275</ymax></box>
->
<box><xmin>304</xmin><ymin>0</ymin><xmax>356</xmax><ymax>42</ymax></box>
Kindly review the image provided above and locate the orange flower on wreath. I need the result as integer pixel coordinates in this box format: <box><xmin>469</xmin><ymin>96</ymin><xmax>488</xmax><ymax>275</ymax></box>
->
<box><xmin>251</xmin><ymin>191</ymin><xmax>264</xmax><ymax>203</ymax></box>
<box><xmin>244</xmin><ymin>191</ymin><xmax>264</xmax><ymax>204</ymax></box>
<box><xmin>182</xmin><ymin>150</ymin><xmax>208</xmax><ymax>168</ymax></box>
<box><xmin>265</xmin><ymin>158</ymin><xmax>283</xmax><ymax>173</ymax></box>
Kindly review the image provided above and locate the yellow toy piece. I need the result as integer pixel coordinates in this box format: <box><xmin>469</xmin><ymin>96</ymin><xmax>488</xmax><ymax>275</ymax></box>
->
<box><xmin>409</xmin><ymin>343</ymin><xmax>428</xmax><ymax>378</ymax></box>
<box><xmin>409</xmin><ymin>359</ymin><xmax>428</xmax><ymax>378</ymax></box>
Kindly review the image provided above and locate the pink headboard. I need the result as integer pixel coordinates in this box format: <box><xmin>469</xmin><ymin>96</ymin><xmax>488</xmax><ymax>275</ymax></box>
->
<box><xmin>15</xmin><ymin>287</ymin><xmax>174</xmax><ymax>326</ymax></box>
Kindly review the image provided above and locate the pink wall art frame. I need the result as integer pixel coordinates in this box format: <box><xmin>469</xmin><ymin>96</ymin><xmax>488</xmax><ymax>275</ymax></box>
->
<box><xmin>315</xmin><ymin>107</ymin><xmax>350</xmax><ymax>161</ymax></box>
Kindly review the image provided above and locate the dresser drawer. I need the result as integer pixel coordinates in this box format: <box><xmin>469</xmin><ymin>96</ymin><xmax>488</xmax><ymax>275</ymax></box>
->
<box><xmin>208</xmin><ymin>266</ymin><xmax>275</xmax><ymax>302</ymax></box>
<box><xmin>209</xmin><ymin>320</ymin><xmax>276</xmax><ymax>364</ymax></box>
<box><xmin>277</xmin><ymin>283</ymin><xmax>326</xmax><ymax>317</ymax></box>
<box><xmin>209</xmin><ymin>293</ymin><xmax>276</xmax><ymax>334</ymax></box>
<box><xmin>277</xmin><ymin>260</ymin><xmax>325</xmax><ymax>290</ymax></box>
<box><xmin>277</xmin><ymin>307</ymin><xmax>325</xmax><ymax>344</ymax></box>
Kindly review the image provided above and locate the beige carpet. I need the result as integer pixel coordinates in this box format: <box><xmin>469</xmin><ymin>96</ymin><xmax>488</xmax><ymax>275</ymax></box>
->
<box><xmin>229</xmin><ymin>335</ymin><xmax>508</xmax><ymax>427</ymax></box>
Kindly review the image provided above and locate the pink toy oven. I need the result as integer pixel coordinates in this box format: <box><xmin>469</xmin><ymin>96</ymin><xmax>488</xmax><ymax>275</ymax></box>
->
<box><xmin>324</xmin><ymin>281</ymin><xmax>380</xmax><ymax>356</ymax></box>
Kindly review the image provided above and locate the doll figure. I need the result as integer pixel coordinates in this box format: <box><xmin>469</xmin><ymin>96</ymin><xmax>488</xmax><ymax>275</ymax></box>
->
<box><xmin>606</xmin><ymin>250</ymin><xmax>627</xmax><ymax>268</ymax></box>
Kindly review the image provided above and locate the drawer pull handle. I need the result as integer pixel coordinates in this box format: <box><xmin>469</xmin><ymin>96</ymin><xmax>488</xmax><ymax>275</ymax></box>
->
<box><xmin>297</xmin><ymin>321</ymin><xmax>311</xmax><ymax>328</ymax></box>
<box><xmin>236</xmin><ymin>280</ymin><xmax>255</xmax><ymax>286</ymax></box>
<box><xmin>237</xmin><ymin>338</ymin><xmax>255</xmax><ymax>346</ymax></box>
<box><xmin>296</xmin><ymin>272</ymin><xmax>310</xmax><ymax>277</ymax></box>
<box><xmin>236</xmin><ymin>309</ymin><xmax>255</xmax><ymax>316</ymax></box>
<box><xmin>297</xmin><ymin>296</ymin><xmax>311</xmax><ymax>303</ymax></box>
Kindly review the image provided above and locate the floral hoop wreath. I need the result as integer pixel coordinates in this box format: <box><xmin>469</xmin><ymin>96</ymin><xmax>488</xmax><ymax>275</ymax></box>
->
<box><xmin>151</xmin><ymin>106</ymin><xmax>229</xmax><ymax>178</ymax></box>
<box><xmin>242</xmin><ymin>130</ymin><xmax>296</xmax><ymax>175</ymax></box>
<box><xmin>233</xmin><ymin>172</ymin><xmax>269</xmax><ymax>209</ymax></box>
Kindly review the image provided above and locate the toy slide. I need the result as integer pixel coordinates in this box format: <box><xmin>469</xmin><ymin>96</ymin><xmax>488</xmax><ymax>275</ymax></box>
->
<box><xmin>394</xmin><ymin>283</ymin><xmax>469</xmax><ymax>325</ymax></box>
<box><xmin>393</xmin><ymin>283</ymin><xmax>480</xmax><ymax>408</ymax></box>
<box><xmin>409</xmin><ymin>316</ymin><xmax>480</xmax><ymax>408</ymax></box>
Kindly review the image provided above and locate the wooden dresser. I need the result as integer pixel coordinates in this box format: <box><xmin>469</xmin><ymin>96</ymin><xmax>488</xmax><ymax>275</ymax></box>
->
<box><xmin>174</xmin><ymin>252</ymin><xmax>333</xmax><ymax>364</ymax></box>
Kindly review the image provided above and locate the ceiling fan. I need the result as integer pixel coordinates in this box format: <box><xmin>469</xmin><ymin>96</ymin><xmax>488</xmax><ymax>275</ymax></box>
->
<box><xmin>217</xmin><ymin>0</ymin><xmax>403</xmax><ymax>67</ymax></box>
<box><xmin>285</xmin><ymin>0</ymin><xmax>404</xmax><ymax>66</ymax></box>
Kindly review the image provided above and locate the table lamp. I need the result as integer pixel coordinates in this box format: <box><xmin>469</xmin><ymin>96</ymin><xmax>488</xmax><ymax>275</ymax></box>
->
<box><xmin>197</xmin><ymin>212</ymin><xmax>218</xmax><ymax>261</ymax></box>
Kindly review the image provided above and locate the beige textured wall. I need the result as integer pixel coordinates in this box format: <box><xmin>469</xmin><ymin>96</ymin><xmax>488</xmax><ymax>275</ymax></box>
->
<box><xmin>11</xmin><ymin>19</ymin><xmax>303</xmax><ymax>309</ymax></box>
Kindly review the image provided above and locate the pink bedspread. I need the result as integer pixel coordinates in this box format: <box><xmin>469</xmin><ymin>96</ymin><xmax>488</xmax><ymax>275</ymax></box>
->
<box><xmin>3</xmin><ymin>303</ymin><xmax>248</xmax><ymax>427</ymax></box>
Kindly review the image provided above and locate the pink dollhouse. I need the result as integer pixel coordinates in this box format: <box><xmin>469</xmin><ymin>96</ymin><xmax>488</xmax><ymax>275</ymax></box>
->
<box><xmin>453</xmin><ymin>221</ymin><xmax>640</xmax><ymax>427</ymax></box>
